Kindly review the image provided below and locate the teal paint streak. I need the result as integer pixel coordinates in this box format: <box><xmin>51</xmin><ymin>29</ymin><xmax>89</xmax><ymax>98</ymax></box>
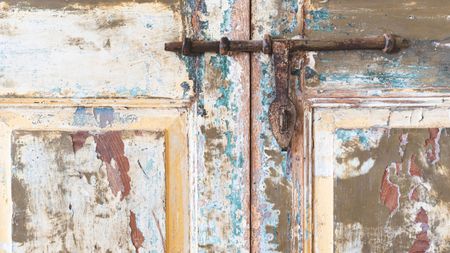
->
<box><xmin>220</xmin><ymin>0</ymin><xmax>236</xmax><ymax>34</ymax></box>
<box><xmin>305</xmin><ymin>8</ymin><xmax>334</xmax><ymax>32</ymax></box>
<box><xmin>257</xmin><ymin>57</ymin><xmax>289</xmax><ymax>252</ymax></box>
<box><xmin>181</xmin><ymin>55</ymin><xmax>207</xmax><ymax>116</ymax></box>
<box><xmin>182</xmin><ymin>0</ymin><xmax>248</xmax><ymax>250</ymax></box>
<box><xmin>211</xmin><ymin>56</ymin><xmax>239</xmax><ymax>113</ymax></box>
<box><xmin>210</xmin><ymin>55</ymin><xmax>231</xmax><ymax>79</ymax></box>
<box><xmin>269</xmin><ymin>0</ymin><xmax>299</xmax><ymax>36</ymax></box>
<box><xmin>215</xmin><ymin>85</ymin><xmax>232</xmax><ymax>109</ymax></box>
<box><xmin>283</xmin><ymin>0</ymin><xmax>299</xmax><ymax>34</ymax></box>
<box><xmin>336</xmin><ymin>129</ymin><xmax>375</xmax><ymax>150</ymax></box>
<box><xmin>319</xmin><ymin>70</ymin><xmax>421</xmax><ymax>88</ymax></box>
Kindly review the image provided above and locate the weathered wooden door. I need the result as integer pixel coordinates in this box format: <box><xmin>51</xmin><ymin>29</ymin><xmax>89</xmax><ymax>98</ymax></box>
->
<box><xmin>250</xmin><ymin>0</ymin><xmax>450</xmax><ymax>253</ymax></box>
<box><xmin>0</xmin><ymin>0</ymin><xmax>252</xmax><ymax>252</ymax></box>
<box><xmin>1</xmin><ymin>0</ymin><xmax>449</xmax><ymax>252</ymax></box>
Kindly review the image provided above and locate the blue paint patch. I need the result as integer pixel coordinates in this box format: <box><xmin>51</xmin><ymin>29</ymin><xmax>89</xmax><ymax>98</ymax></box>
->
<box><xmin>93</xmin><ymin>107</ymin><xmax>114</xmax><ymax>128</ymax></box>
<box><xmin>73</xmin><ymin>107</ymin><xmax>89</xmax><ymax>126</ymax></box>
<box><xmin>180</xmin><ymin>81</ymin><xmax>191</xmax><ymax>98</ymax></box>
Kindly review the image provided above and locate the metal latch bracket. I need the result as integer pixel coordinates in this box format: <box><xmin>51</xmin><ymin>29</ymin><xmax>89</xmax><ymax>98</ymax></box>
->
<box><xmin>165</xmin><ymin>34</ymin><xmax>409</xmax><ymax>150</ymax></box>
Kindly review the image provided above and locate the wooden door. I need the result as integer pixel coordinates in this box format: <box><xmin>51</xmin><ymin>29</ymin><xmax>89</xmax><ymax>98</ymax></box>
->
<box><xmin>2</xmin><ymin>0</ymin><xmax>449</xmax><ymax>252</ymax></box>
<box><xmin>251</xmin><ymin>0</ymin><xmax>450</xmax><ymax>253</ymax></box>
<box><xmin>0</xmin><ymin>0</ymin><xmax>251</xmax><ymax>252</ymax></box>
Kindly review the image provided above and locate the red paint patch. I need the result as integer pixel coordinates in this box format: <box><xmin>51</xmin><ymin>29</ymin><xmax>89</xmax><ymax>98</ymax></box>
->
<box><xmin>409</xmin><ymin>231</ymin><xmax>430</xmax><ymax>253</ymax></box>
<box><xmin>424</xmin><ymin>128</ymin><xmax>440</xmax><ymax>163</ymax></box>
<box><xmin>409</xmin><ymin>154</ymin><xmax>422</xmax><ymax>177</ymax></box>
<box><xmin>415</xmin><ymin>207</ymin><xmax>428</xmax><ymax>224</ymax></box>
<box><xmin>409</xmin><ymin>208</ymin><xmax>430</xmax><ymax>253</ymax></box>
<box><xmin>70</xmin><ymin>131</ymin><xmax>90</xmax><ymax>154</ymax></box>
<box><xmin>380</xmin><ymin>168</ymin><xmax>400</xmax><ymax>213</ymax></box>
<box><xmin>94</xmin><ymin>132</ymin><xmax>131</xmax><ymax>200</ymax></box>
<box><xmin>130</xmin><ymin>211</ymin><xmax>145</xmax><ymax>253</ymax></box>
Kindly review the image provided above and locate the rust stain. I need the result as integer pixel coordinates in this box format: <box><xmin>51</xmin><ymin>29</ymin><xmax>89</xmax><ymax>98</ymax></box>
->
<box><xmin>129</xmin><ymin>211</ymin><xmax>145</xmax><ymax>253</ymax></box>
<box><xmin>94</xmin><ymin>131</ymin><xmax>131</xmax><ymax>199</ymax></box>
<box><xmin>70</xmin><ymin>131</ymin><xmax>90</xmax><ymax>154</ymax></box>
<box><xmin>379</xmin><ymin>167</ymin><xmax>400</xmax><ymax>213</ymax></box>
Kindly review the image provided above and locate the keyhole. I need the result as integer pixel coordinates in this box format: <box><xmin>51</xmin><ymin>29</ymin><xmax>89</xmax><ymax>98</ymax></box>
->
<box><xmin>279</xmin><ymin>107</ymin><xmax>290</xmax><ymax>134</ymax></box>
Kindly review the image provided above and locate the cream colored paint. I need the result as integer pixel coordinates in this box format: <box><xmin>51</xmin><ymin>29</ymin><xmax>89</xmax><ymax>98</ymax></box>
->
<box><xmin>0</xmin><ymin>104</ymin><xmax>192</xmax><ymax>252</ymax></box>
<box><xmin>12</xmin><ymin>131</ymin><xmax>166</xmax><ymax>252</ymax></box>
<box><xmin>312</xmin><ymin>106</ymin><xmax>450</xmax><ymax>252</ymax></box>
<box><xmin>0</xmin><ymin>2</ymin><xmax>192</xmax><ymax>99</ymax></box>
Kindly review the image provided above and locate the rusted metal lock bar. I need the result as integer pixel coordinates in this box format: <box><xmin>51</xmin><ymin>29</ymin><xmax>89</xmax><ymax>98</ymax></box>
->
<box><xmin>165</xmin><ymin>34</ymin><xmax>409</xmax><ymax>150</ymax></box>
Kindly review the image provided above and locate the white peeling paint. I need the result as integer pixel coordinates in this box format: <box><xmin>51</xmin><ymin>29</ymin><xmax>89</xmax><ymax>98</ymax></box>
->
<box><xmin>0</xmin><ymin>3</ymin><xmax>192</xmax><ymax>99</ymax></box>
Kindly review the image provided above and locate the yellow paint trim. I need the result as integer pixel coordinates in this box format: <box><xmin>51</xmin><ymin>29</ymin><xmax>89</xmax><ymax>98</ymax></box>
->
<box><xmin>0</xmin><ymin>106</ymin><xmax>191</xmax><ymax>252</ymax></box>
<box><xmin>311</xmin><ymin>107</ymin><xmax>450</xmax><ymax>253</ymax></box>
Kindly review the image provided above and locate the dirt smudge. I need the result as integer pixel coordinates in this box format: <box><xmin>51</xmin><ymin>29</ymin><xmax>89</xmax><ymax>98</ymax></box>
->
<box><xmin>264</xmin><ymin>167</ymin><xmax>292</xmax><ymax>253</ymax></box>
<box><xmin>11</xmin><ymin>176</ymin><xmax>30</xmax><ymax>243</ymax></box>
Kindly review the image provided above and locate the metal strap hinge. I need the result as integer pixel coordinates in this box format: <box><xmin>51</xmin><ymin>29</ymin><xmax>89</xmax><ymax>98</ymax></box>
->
<box><xmin>165</xmin><ymin>34</ymin><xmax>409</xmax><ymax>150</ymax></box>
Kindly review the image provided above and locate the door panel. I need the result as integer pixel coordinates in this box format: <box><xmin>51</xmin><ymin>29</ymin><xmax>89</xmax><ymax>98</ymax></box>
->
<box><xmin>313</xmin><ymin>108</ymin><xmax>450</xmax><ymax>252</ymax></box>
<box><xmin>303</xmin><ymin>0</ymin><xmax>450</xmax><ymax>96</ymax></box>
<box><xmin>299</xmin><ymin>0</ymin><xmax>450</xmax><ymax>252</ymax></box>
<box><xmin>0</xmin><ymin>1</ymin><xmax>192</xmax><ymax>99</ymax></box>
<box><xmin>12</xmin><ymin>130</ymin><xmax>166</xmax><ymax>252</ymax></box>
<box><xmin>0</xmin><ymin>106</ymin><xmax>190</xmax><ymax>252</ymax></box>
<box><xmin>1</xmin><ymin>0</ymin><xmax>252</xmax><ymax>252</ymax></box>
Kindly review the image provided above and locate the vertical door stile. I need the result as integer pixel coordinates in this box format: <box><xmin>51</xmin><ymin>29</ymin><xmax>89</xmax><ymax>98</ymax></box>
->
<box><xmin>181</xmin><ymin>0</ymin><xmax>251</xmax><ymax>251</ymax></box>
<box><xmin>250</xmin><ymin>0</ymin><xmax>305</xmax><ymax>252</ymax></box>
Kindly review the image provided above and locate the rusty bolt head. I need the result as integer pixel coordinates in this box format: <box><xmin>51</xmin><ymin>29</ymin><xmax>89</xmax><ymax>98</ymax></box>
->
<box><xmin>263</xmin><ymin>34</ymin><xmax>273</xmax><ymax>54</ymax></box>
<box><xmin>383</xmin><ymin>34</ymin><xmax>410</xmax><ymax>53</ymax></box>
<box><xmin>219</xmin><ymin>37</ymin><xmax>231</xmax><ymax>55</ymax></box>
<box><xmin>182</xmin><ymin>37</ymin><xmax>192</xmax><ymax>55</ymax></box>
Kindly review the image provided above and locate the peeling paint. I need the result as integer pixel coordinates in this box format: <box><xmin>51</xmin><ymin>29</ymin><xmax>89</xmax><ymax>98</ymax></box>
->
<box><xmin>10</xmin><ymin>130</ymin><xmax>167</xmax><ymax>252</ymax></box>
<box><xmin>333</xmin><ymin>128</ymin><xmax>450</xmax><ymax>251</ymax></box>
<box><xmin>129</xmin><ymin>211</ymin><xmax>145</xmax><ymax>253</ymax></box>
<box><xmin>93</xmin><ymin>107</ymin><xmax>114</xmax><ymax>128</ymax></box>
<box><xmin>0</xmin><ymin>2</ymin><xmax>192</xmax><ymax>99</ymax></box>
<box><xmin>93</xmin><ymin>131</ymin><xmax>131</xmax><ymax>199</ymax></box>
